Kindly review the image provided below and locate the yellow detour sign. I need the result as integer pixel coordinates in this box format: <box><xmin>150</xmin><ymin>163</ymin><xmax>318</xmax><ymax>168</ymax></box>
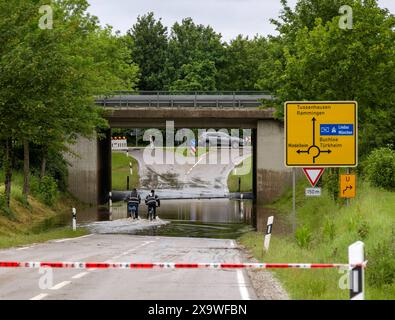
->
<box><xmin>340</xmin><ymin>174</ymin><xmax>356</xmax><ymax>198</ymax></box>
<box><xmin>285</xmin><ymin>101</ymin><xmax>357</xmax><ymax>167</ymax></box>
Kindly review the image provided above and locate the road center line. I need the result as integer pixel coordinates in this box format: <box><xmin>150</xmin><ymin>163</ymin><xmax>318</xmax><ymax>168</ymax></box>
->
<box><xmin>185</xmin><ymin>152</ymin><xmax>207</xmax><ymax>176</ymax></box>
<box><xmin>109</xmin><ymin>241</ymin><xmax>154</xmax><ymax>261</ymax></box>
<box><xmin>30</xmin><ymin>293</ymin><xmax>48</xmax><ymax>300</ymax></box>
<box><xmin>50</xmin><ymin>281</ymin><xmax>71</xmax><ymax>290</ymax></box>
<box><xmin>72</xmin><ymin>272</ymin><xmax>89</xmax><ymax>279</ymax></box>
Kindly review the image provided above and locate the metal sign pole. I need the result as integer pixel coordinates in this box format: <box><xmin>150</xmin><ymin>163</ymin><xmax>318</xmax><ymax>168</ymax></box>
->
<box><xmin>346</xmin><ymin>168</ymin><xmax>350</xmax><ymax>206</ymax></box>
<box><xmin>292</xmin><ymin>167</ymin><xmax>296</xmax><ymax>234</ymax></box>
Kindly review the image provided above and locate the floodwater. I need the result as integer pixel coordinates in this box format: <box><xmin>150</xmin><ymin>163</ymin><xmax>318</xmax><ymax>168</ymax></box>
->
<box><xmin>78</xmin><ymin>199</ymin><xmax>289</xmax><ymax>239</ymax></box>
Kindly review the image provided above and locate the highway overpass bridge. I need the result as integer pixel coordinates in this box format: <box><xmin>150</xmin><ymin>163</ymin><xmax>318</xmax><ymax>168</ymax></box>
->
<box><xmin>65</xmin><ymin>92</ymin><xmax>293</xmax><ymax>206</ymax></box>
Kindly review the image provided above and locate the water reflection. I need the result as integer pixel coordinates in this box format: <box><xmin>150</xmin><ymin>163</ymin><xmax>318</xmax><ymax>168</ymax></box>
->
<box><xmin>78</xmin><ymin>199</ymin><xmax>289</xmax><ymax>239</ymax></box>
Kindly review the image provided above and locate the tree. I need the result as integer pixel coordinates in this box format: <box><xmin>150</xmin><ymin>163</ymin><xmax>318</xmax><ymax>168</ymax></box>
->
<box><xmin>164</xmin><ymin>18</ymin><xmax>225</xmax><ymax>90</ymax></box>
<box><xmin>127</xmin><ymin>12</ymin><xmax>168</xmax><ymax>91</ymax></box>
<box><xmin>169</xmin><ymin>60</ymin><xmax>217</xmax><ymax>91</ymax></box>
<box><xmin>256</xmin><ymin>0</ymin><xmax>395</xmax><ymax>154</ymax></box>
<box><xmin>272</xmin><ymin>0</ymin><xmax>355</xmax><ymax>41</ymax></box>
<box><xmin>217</xmin><ymin>35</ymin><xmax>268</xmax><ymax>91</ymax></box>
<box><xmin>0</xmin><ymin>0</ymin><xmax>139</xmax><ymax>207</ymax></box>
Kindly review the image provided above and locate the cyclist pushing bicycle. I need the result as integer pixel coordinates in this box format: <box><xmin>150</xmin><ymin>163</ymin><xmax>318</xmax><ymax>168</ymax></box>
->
<box><xmin>126</xmin><ymin>188</ymin><xmax>141</xmax><ymax>219</ymax></box>
<box><xmin>145</xmin><ymin>190</ymin><xmax>160</xmax><ymax>221</ymax></box>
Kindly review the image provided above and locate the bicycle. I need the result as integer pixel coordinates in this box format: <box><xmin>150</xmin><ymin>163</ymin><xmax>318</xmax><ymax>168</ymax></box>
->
<box><xmin>147</xmin><ymin>206</ymin><xmax>155</xmax><ymax>221</ymax></box>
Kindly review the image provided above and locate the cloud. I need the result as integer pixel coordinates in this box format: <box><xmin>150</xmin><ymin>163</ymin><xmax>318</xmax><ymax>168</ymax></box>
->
<box><xmin>87</xmin><ymin>0</ymin><xmax>395</xmax><ymax>41</ymax></box>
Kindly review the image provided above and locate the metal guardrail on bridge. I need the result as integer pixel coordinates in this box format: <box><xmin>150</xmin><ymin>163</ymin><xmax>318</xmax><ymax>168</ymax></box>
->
<box><xmin>95</xmin><ymin>91</ymin><xmax>274</xmax><ymax>108</ymax></box>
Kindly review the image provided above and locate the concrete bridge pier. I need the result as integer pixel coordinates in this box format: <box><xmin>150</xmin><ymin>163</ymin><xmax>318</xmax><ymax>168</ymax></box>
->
<box><xmin>254</xmin><ymin>120</ymin><xmax>293</xmax><ymax>206</ymax></box>
<box><xmin>65</xmin><ymin>129</ymin><xmax>112</xmax><ymax>205</ymax></box>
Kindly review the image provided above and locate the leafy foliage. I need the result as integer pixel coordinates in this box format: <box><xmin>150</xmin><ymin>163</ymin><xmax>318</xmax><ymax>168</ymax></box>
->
<box><xmin>0</xmin><ymin>0</ymin><xmax>139</xmax><ymax>206</ymax></box>
<box><xmin>31</xmin><ymin>176</ymin><xmax>58</xmax><ymax>206</ymax></box>
<box><xmin>367</xmin><ymin>233</ymin><xmax>395</xmax><ymax>288</ymax></box>
<box><xmin>127</xmin><ymin>12</ymin><xmax>168</xmax><ymax>90</ymax></box>
<box><xmin>164</xmin><ymin>18</ymin><xmax>225</xmax><ymax>91</ymax></box>
<box><xmin>364</xmin><ymin>147</ymin><xmax>395</xmax><ymax>190</ymax></box>
<box><xmin>256</xmin><ymin>0</ymin><xmax>395</xmax><ymax>154</ymax></box>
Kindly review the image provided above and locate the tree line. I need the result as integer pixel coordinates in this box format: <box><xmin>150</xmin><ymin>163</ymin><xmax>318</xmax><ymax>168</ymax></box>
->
<box><xmin>0</xmin><ymin>0</ymin><xmax>394</xmax><ymax>209</ymax></box>
<box><xmin>127</xmin><ymin>0</ymin><xmax>394</xmax><ymax>155</ymax></box>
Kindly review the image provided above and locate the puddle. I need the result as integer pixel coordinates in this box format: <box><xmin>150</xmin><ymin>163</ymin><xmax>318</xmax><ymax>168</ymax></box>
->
<box><xmin>77</xmin><ymin>199</ymin><xmax>289</xmax><ymax>239</ymax></box>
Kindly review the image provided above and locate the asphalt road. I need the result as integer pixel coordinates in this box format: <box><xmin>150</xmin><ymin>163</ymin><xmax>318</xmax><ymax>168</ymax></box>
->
<box><xmin>0</xmin><ymin>234</ymin><xmax>256</xmax><ymax>300</ymax></box>
<box><xmin>128</xmin><ymin>147</ymin><xmax>252</xmax><ymax>198</ymax></box>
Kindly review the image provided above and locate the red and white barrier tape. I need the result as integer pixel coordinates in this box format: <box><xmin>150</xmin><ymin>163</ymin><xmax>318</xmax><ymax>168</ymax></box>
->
<box><xmin>0</xmin><ymin>261</ymin><xmax>367</xmax><ymax>269</ymax></box>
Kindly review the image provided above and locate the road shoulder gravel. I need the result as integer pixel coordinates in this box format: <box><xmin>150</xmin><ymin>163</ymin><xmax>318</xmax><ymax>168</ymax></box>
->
<box><xmin>238</xmin><ymin>243</ymin><xmax>290</xmax><ymax>300</ymax></box>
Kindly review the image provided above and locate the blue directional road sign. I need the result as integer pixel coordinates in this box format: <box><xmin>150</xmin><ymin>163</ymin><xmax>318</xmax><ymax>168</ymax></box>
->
<box><xmin>320</xmin><ymin>124</ymin><xmax>354</xmax><ymax>136</ymax></box>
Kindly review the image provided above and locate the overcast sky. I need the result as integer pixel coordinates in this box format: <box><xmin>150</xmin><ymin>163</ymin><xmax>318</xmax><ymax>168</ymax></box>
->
<box><xmin>87</xmin><ymin>0</ymin><xmax>395</xmax><ymax>41</ymax></box>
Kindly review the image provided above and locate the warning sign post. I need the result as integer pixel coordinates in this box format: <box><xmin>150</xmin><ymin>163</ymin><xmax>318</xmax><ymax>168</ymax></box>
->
<box><xmin>285</xmin><ymin>101</ymin><xmax>357</xmax><ymax>167</ymax></box>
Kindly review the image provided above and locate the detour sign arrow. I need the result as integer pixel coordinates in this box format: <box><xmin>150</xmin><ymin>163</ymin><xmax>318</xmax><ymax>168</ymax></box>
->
<box><xmin>340</xmin><ymin>174</ymin><xmax>356</xmax><ymax>198</ymax></box>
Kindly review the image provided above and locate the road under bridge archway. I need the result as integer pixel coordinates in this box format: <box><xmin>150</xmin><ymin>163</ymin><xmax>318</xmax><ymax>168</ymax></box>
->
<box><xmin>65</xmin><ymin>92</ymin><xmax>293</xmax><ymax>209</ymax></box>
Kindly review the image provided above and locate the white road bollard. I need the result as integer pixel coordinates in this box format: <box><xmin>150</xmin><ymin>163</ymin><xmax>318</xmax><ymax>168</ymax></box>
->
<box><xmin>109</xmin><ymin>192</ymin><xmax>113</xmax><ymax>221</ymax></box>
<box><xmin>348</xmin><ymin>241</ymin><xmax>365</xmax><ymax>300</ymax></box>
<box><xmin>263</xmin><ymin>216</ymin><xmax>274</xmax><ymax>251</ymax></box>
<box><xmin>72</xmin><ymin>208</ymin><xmax>77</xmax><ymax>231</ymax></box>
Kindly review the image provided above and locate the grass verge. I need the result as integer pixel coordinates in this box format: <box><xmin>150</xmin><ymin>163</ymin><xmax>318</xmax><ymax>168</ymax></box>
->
<box><xmin>227</xmin><ymin>156</ymin><xmax>252</xmax><ymax>192</ymax></box>
<box><xmin>112</xmin><ymin>152</ymin><xmax>140</xmax><ymax>190</ymax></box>
<box><xmin>239</xmin><ymin>179</ymin><xmax>395</xmax><ymax>300</ymax></box>
<box><xmin>0</xmin><ymin>227</ymin><xmax>88</xmax><ymax>249</ymax></box>
<box><xmin>0</xmin><ymin>171</ymin><xmax>91</xmax><ymax>249</ymax></box>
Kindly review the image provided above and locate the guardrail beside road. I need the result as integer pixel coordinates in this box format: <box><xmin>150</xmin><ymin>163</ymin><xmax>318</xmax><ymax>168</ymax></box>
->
<box><xmin>95</xmin><ymin>91</ymin><xmax>274</xmax><ymax>108</ymax></box>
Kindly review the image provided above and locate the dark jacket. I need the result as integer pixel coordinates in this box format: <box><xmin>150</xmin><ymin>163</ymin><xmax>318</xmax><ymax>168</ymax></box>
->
<box><xmin>127</xmin><ymin>191</ymin><xmax>141</xmax><ymax>205</ymax></box>
<box><xmin>145</xmin><ymin>193</ymin><xmax>160</xmax><ymax>207</ymax></box>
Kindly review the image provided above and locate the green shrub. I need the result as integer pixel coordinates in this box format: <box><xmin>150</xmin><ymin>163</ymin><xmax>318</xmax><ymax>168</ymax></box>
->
<box><xmin>295</xmin><ymin>225</ymin><xmax>312</xmax><ymax>248</ymax></box>
<box><xmin>31</xmin><ymin>176</ymin><xmax>58</xmax><ymax>206</ymax></box>
<box><xmin>367</xmin><ymin>235</ymin><xmax>395</xmax><ymax>288</ymax></box>
<box><xmin>364</xmin><ymin>147</ymin><xmax>395</xmax><ymax>190</ymax></box>
<box><xmin>323</xmin><ymin>169</ymin><xmax>339</xmax><ymax>200</ymax></box>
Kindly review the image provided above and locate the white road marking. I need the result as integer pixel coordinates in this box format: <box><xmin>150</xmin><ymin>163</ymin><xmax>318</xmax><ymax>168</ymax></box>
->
<box><xmin>30</xmin><ymin>293</ymin><xmax>48</xmax><ymax>300</ymax></box>
<box><xmin>50</xmin><ymin>281</ymin><xmax>71</xmax><ymax>290</ymax></box>
<box><xmin>16</xmin><ymin>246</ymin><xmax>33</xmax><ymax>251</ymax></box>
<box><xmin>232</xmin><ymin>240</ymin><xmax>250</xmax><ymax>300</ymax></box>
<box><xmin>110</xmin><ymin>241</ymin><xmax>154</xmax><ymax>261</ymax></box>
<box><xmin>26</xmin><ymin>239</ymin><xmax>155</xmax><ymax>300</ymax></box>
<box><xmin>54</xmin><ymin>234</ymin><xmax>92</xmax><ymax>243</ymax></box>
<box><xmin>72</xmin><ymin>272</ymin><xmax>88</xmax><ymax>279</ymax></box>
<box><xmin>236</xmin><ymin>270</ymin><xmax>251</xmax><ymax>300</ymax></box>
<box><xmin>185</xmin><ymin>152</ymin><xmax>208</xmax><ymax>176</ymax></box>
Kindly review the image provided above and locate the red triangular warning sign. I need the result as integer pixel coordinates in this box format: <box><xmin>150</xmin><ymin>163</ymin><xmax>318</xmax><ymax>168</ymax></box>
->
<box><xmin>303</xmin><ymin>168</ymin><xmax>325</xmax><ymax>187</ymax></box>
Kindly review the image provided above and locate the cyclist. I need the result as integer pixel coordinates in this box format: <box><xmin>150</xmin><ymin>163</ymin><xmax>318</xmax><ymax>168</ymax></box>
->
<box><xmin>126</xmin><ymin>188</ymin><xmax>141</xmax><ymax>219</ymax></box>
<box><xmin>145</xmin><ymin>190</ymin><xmax>160</xmax><ymax>221</ymax></box>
